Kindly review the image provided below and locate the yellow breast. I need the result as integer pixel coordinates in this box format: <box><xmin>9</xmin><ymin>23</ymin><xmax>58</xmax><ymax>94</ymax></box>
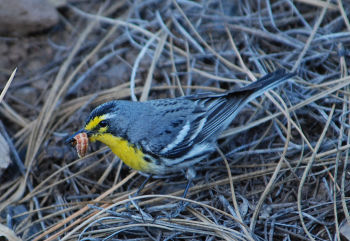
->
<box><xmin>90</xmin><ymin>133</ymin><xmax>151</xmax><ymax>172</ymax></box>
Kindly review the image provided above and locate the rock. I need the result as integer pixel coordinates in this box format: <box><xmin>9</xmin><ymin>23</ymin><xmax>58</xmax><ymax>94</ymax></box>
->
<box><xmin>0</xmin><ymin>133</ymin><xmax>11</xmax><ymax>178</ymax></box>
<box><xmin>0</xmin><ymin>0</ymin><xmax>59</xmax><ymax>36</ymax></box>
<box><xmin>0</xmin><ymin>223</ymin><xmax>21</xmax><ymax>241</ymax></box>
<box><xmin>341</xmin><ymin>220</ymin><xmax>350</xmax><ymax>240</ymax></box>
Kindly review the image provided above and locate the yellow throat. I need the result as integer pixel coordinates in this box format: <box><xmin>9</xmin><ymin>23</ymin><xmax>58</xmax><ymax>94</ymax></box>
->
<box><xmin>90</xmin><ymin>133</ymin><xmax>150</xmax><ymax>172</ymax></box>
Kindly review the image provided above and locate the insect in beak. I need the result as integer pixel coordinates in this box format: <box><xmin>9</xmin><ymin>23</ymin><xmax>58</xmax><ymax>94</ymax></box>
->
<box><xmin>65</xmin><ymin>129</ymin><xmax>91</xmax><ymax>158</ymax></box>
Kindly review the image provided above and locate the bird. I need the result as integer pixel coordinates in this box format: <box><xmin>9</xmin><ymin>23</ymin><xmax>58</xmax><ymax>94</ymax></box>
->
<box><xmin>66</xmin><ymin>69</ymin><xmax>294</xmax><ymax>177</ymax></box>
<box><xmin>65</xmin><ymin>69</ymin><xmax>294</xmax><ymax>215</ymax></box>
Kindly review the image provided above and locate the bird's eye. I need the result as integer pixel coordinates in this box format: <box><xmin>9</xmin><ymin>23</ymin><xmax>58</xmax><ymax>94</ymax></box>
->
<box><xmin>99</xmin><ymin>120</ymin><xmax>108</xmax><ymax>128</ymax></box>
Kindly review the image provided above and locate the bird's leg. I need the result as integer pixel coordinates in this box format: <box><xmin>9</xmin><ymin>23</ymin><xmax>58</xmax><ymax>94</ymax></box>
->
<box><xmin>126</xmin><ymin>174</ymin><xmax>152</xmax><ymax>212</ymax></box>
<box><xmin>135</xmin><ymin>174</ymin><xmax>152</xmax><ymax>196</ymax></box>
<box><xmin>169</xmin><ymin>168</ymin><xmax>196</xmax><ymax>218</ymax></box>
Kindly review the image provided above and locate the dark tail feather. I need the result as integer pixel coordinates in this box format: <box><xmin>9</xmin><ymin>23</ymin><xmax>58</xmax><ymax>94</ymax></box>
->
<box><xmin>229</xmin><ymin>69</ymin><xmax>296</xmax><ymax>96</ymax></box>
<box><xmin>193</xmin><ymin>69</ymin><xmax>295</xmax><ymax>142</ymax></box>
<box><xmin>188</xmin><ymin>69</ymin><xmax>296</xmax><ymax>100</ymax></box>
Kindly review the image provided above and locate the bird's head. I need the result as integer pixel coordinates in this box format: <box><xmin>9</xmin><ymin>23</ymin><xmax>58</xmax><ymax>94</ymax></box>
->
<box><xmin>65</xmin><ymin>101</ymin><xmax>120</xmax><ymax>147</ymax></box>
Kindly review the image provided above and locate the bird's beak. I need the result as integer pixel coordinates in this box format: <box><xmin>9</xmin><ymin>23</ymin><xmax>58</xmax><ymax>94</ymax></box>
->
<box><xmin>65</xmin><ymin>129</ymin><xmax>92</xmax><ymax>145</ymax></box>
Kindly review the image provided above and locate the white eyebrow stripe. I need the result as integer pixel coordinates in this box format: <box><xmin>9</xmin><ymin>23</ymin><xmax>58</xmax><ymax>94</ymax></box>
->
<box><xmin>160</xmin><ymin>121</ymin><xmax>190</xmax><ymax>154</ymax></box>
<box><xmin>104</xmin><ymin>113</ymin><xmax>114</xmax><ymax>119</ymax></box>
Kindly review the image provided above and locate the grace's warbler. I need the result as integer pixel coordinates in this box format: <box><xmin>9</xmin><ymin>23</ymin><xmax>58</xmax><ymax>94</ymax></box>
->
<box><xmin>66</xmin><ymin>69</ymin><xmax>295</xmax><ymax>175</ymax></box>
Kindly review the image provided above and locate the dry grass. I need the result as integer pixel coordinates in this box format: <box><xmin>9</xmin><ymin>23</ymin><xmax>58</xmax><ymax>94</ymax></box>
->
<box><xmin>1</xmin><ymin>0</ymin><xmax>350</xmax><ymax>240</ymax></box>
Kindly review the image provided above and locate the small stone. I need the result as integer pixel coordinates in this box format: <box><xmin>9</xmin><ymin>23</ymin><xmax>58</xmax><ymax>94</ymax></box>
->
<box><xmin>0</xmin><ymin>0</ymin><xmax>59</xmax><ymax>36</ymax></box>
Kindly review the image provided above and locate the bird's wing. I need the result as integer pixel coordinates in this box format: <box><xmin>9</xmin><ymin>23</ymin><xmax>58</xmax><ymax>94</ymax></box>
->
<box><xmin>140</xmin><ymin>70</ymin><xmax>295</xmax><ymax>160</ymax></box>
<box><xmin>139</xmin><ymin>99</ymin><xmax>209</xmax><ymax>159</ymax></box>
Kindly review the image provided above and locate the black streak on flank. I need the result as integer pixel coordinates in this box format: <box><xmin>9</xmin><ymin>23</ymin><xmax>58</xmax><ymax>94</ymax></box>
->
<box><xmin>171</xmin><ymin>119</ymin><xmax>184</xmax><ymax>128</ymax></box>
<box><xmin>144</xmin><ymin>156</ymin><xmax>153</xmax><ymax>163</ymax></box>
<box><xmin>171</xmin><ymin>122</ymin><xmax>180</xmax><ymax>128</ymax></box>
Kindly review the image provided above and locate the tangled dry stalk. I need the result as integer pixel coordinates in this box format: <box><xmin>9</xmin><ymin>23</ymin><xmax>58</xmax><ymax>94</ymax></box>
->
<box><xmin>1</xmin><ymin>0</ymin><xmax>350</xmax><ymax>240</ymax></box>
